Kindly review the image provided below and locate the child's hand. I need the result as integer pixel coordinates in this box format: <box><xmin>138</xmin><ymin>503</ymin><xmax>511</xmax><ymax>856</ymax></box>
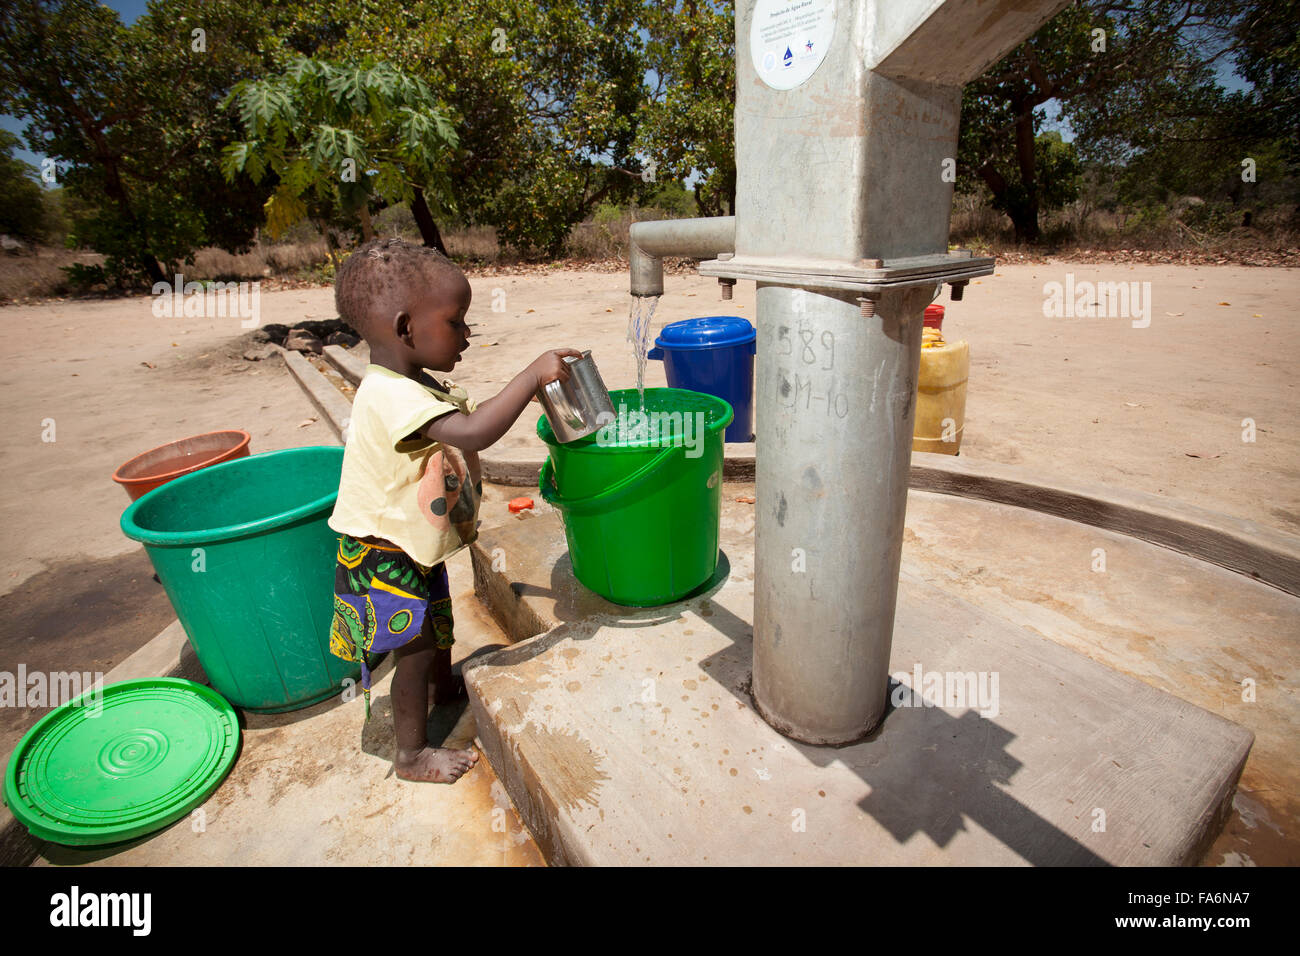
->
<box><xmin>529</xmin><ymin>349</ymin><xmax>584</xmax><ymax>394</ymax></box>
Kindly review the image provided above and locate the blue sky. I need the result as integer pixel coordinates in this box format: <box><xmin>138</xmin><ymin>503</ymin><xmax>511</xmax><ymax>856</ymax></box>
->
<box><xmin>4</xmin><ymin>0</ymin><xmax>1254</xmax><ymax>184</ymax></box>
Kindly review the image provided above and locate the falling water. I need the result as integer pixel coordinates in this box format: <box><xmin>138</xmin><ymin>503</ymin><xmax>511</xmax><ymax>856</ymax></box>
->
<box><xmin>626</xmin><ymin>294</ymin><xmax>661</xmax><ymax>408</ymax></box>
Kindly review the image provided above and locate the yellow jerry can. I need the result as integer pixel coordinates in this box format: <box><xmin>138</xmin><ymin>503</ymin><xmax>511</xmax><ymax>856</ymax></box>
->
<box><xmin>912</xmin><ymin>335</ymin><xmax>969</xmax><ymax>455</ymax></box>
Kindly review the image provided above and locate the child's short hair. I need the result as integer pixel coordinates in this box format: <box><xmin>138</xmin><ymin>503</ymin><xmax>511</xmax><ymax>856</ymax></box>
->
<box><xmin>335</xmin><ymin>237</ymin><xmax>465</xmax><ymax>338</ymax></box>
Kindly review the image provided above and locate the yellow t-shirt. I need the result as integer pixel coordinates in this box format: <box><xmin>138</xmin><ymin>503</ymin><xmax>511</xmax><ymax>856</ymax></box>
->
<box><xmin>328</xmin><ymin>364</ymin><xmax>482</xmax><ymax>567</ymax></box>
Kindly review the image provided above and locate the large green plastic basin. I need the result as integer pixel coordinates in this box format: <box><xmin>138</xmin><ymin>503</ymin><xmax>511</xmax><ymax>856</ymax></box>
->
<box><xmin>539</xmin><ymin>388</ymin><xmax>733</xmax><ymax>606</ymax></box>
<box><xmin>120</xmin><ymin>446</ymin><xmax>358</xmax><ymax>712</ymax></box>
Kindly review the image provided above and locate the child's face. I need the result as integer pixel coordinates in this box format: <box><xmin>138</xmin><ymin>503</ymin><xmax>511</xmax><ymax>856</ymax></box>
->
<box><xmin>406</xmin><ymin>274</ymin><xmax>473</xmax><ymax>373</ymax></box>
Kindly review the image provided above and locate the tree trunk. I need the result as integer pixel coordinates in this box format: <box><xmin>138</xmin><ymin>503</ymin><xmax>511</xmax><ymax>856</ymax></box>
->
<box><xmin>977</xmin><ymin>162</ymin><xmax>1040</xmax><ymax>243</ymax></box>
<box><xmin>318</xmin><ymin>219</ymin><xmax>340</xmax><ymax>267</ymax></box>
<box><xmin>1009</xmin><ymin>201</ymin><xmax>1040</xmax><ymax>243</ymax></box>
<box><xmin>357</xmin><ymin>203</ymin><xmax>375</xmax><ymax>241</ymax></box>
<box><xmin>141</xmin><ymin>253</ymin><xmax>166</xmax><ymax>285</ymax></box>
<box><xmin>410</xmin><ymin>187</ymin><xmax>448</xmax><ymax>255</ymax></box>
<box><xmin>1011</xmin><ymin>102</ymin><xmax>1040</xmax><ymax>243</ymax></box>
<box><xmin>98</xmin><ymin>154</ymin><xmax>166</xmax><ymax>284</ymax></box>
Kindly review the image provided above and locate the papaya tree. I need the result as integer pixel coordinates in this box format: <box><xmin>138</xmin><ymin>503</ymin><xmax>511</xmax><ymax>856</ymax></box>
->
<box><xmin>221</xmin><ymin>55</ymin><xmax>459</xmax><ymax>256</ymax></box>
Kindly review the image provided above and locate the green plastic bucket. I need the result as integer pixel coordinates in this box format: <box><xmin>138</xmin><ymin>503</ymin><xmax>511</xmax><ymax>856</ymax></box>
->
<box><xmin>538</xmin><ymin>388</ymin><xmax>733</xmax><ymax>606</ymax></box>
<box><xmin>120</xmin><ymin>446</ymin><xmax>358</xmax><ymax>712</ymax></box>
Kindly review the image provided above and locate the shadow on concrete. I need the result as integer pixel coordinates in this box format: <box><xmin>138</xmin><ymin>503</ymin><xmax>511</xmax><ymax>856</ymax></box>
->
<box><xmin>468</xmin><ymin>551</ymin><xmax>734</xmax><ymax>680</ymax></box>
<box><xmin>355</xmin><ymin>652</ymin><xmax>486</xmax><ymax>761</ymax></box>
<box><xmin>427</xmin><ymin>698</ymin><xmax>470</xmax><ymax>747</ymax></box>
<box><xmin>701</xmin><ymin>596</ymin><xmax>1110</xmax><ymax>866</ymax></box>
<box><xmin>837</xmin><ymin>692</ymin><xmax>1107</xmax><ymax>865</ymax></box>
<box><xmin>177</xmin><ymin>640</ymin><xmax>205</xmax><ymax>683</ymax></box>
<box><xmin>240</xmin><ymin>683</ymin><xmax>353</xmax><ymax>731</ymax></box>
<box><xmin>37</xmin><ymin>817</ymin><xmax>189</xmax><ymax>866</ymax></box>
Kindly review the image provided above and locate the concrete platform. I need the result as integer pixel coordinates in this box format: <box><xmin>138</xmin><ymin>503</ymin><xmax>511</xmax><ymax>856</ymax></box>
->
<box><xmin>464</xmin><ymin>497</ymin><xmax>1258</xmax><ymax>866</ymax></box>
<box><xmin>17</xmin><ymin>542</ymin><xmax>544</xmax><ymax>868</ymax></box>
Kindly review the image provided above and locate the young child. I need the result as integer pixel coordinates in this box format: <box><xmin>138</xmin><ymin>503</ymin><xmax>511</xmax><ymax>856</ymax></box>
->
<box><xmin>328</xmin><ymin>237</ymin><xmax>581</xmax><ymax>783</ymax></box>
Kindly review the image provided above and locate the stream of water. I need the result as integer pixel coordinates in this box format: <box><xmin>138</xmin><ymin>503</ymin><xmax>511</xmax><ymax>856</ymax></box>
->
<box><xmin>626</xmin><ymin>294</ymin><xmax>662</xmax><ymax>408</ymax></box>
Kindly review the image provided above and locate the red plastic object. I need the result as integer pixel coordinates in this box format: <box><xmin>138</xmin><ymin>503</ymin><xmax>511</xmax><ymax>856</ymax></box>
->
<box><xmin>924</xmin><ymin>304</ymin><xmax>945</xmax><ymax>331</ymax></box>
<box><xmin>112</xmin><ymin>429</ymin><xmax>252</xmax><ymax>502</ymax></box>
<box><xmin>508</xmin><ymin>497</ymin><xmax>535</xmax><ymax>513</ymax></box>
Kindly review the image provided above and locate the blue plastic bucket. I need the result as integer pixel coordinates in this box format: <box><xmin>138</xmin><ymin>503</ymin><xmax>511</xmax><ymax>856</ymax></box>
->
<box><xmin>647</xmin><ymin>316</ymin><xmax>755</xmax><ymax>443</ymax></box>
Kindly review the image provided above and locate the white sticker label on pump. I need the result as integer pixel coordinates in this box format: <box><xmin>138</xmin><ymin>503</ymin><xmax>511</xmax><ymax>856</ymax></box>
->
<box><xmin>750</xmin><ymin>0</ymin><xmax>837</xmax><ymax>91</ymax></box>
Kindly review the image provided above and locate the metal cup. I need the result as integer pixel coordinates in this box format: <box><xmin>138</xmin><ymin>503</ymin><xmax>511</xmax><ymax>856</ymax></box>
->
<box><xmin>537</xmin><ymin>350</ymin><xmax>615</xmax><ymax>443</ymax></box>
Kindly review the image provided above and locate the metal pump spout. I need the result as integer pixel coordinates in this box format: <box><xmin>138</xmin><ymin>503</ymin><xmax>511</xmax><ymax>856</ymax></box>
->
<box><xmin>629</xmin><ymin>216</ymin><xmax>736</xmax><ymax>297</ymax></box>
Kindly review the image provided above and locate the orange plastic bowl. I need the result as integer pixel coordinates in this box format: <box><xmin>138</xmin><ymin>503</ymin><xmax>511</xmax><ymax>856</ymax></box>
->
<box><xmin>112</xmin><ymin>429</ymin><xmax>252</xmax><ymax>502</ymax></box>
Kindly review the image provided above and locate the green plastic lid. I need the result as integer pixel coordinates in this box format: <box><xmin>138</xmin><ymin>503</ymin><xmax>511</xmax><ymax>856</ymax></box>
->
<box><xmin>4</xmin><ymin>678</ymin><xmax>240</xmax><ymax>846</ymax></box>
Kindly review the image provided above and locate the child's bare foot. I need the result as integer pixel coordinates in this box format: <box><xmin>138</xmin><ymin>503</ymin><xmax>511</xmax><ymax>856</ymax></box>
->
<box><xmin>394</xmin><ymin>745</ymin><xmax>479</xmax><ymax>783</ymax></box>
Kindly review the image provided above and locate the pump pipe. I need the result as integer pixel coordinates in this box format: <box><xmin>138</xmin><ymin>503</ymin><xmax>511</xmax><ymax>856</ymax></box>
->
<box><xmin>629</xmin><ymin>216</ymin><xmax>736</xmax><ymax>297</ymax></box>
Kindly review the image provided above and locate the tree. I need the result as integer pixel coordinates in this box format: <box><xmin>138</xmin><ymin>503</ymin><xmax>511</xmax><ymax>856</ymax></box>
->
<box><xmin>310</xmin><ymin>0</ymin><xmax>657</xmax><ymax>256</ymax></box>
<box><xmin>475</xmin><ymin>0</ymin><xmax>657</xmax><ymax>253</ymax></box>
<box><xmin>305</xmin><ymin>0</ymin><xmax>532</xmax><ymax>252</ymax></box>
<box><xmin>637</xmin><ymin>0</ymin><xmax>735</xmax><ymax>217</ymax></box>
<box><xmin>0</xmin><ymin>129</ymin><xmax>50</xmax><ymax>244</ymax></box>
<box><xmin>0</xmin><ymin>0</ymin><xmax>275</xmax><ymax>284</ymax></box>
<box><xmin>957</xmin><ymin>0</ymin><xmax>1248</xmax><ymax>241</ymax></box>
<box><xmin>221</xmin><ymin>55</ymin><xmax>460</xmax><ymax>257</ymax></box>
<box><xmin>0</xmin><ymin>0</ymin><xmax>702</xmax><ymax>270</ymax></box>
<box><xmin>1228</xmin><ymin>0</ymin><xmax>1298</xmax><ymax>174</ymax></box>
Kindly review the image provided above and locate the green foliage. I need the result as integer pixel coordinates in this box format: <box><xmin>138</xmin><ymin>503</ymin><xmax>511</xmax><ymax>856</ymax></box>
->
<box><xmin>220</xmin><ymin>54</ymin><xmax>459</xmax><ymax>238</ymax></box>
<box><xmin>7</xmin><ymin>0</ymin><xmax>1292</xmax><ymax>276</ymax></box>
<box><xmin>312</xmin><ymin>247</ymin><xmax>352</xmax><ymax>283</ymax></box>
<box><xmin>956</xmin><ymin>0</ymin><xmax>1294</xmax><ymax>241</ymax></box>
<box><xmin>1035</xmin><ymin>131</ymin><xmax>1083</xmax><ymax>211</ymax></box>
<box><xmin>0</xmin><ymin>0</ymin><xmax>277</xmax><ymax>284</ymax></box>
<box><xmin>645</xmin><ymin>180</ymin><xmax>699</xmax><ymax>217</ymax></box>
<box><xmin>1230</xmin><ymin>0</ymin><xmax>1299</xmax><ymax>170</ymax></box>
<box><xmin>0</xmin><ymin>0</ymin><xmax>721</xmax><ymax>266</ymax></box>
<box><xmin>479</xmin><ymin>0</ymin><xmax>657</xmax><ymax>252</ymax></box>
<box><xmin>487</xmin><ymin>143</ymin><xmax>594</xmax><ymax>256</ymax></box>
<box><xmin>0</xmin><ymin>128</ymin><xmax>50</xmax><ymax>243</ymax></box>
<box><xmin>637</xmin><ymin>1</ymin><xmax>734</xmax><ymax>217</ymax></box>
<box><xmin>592</xmin><ymin>202</ymin><xmax>625</xmax><ymax>226</ymax></box>
<box><xmin>60</xmin><ymin>262</ymin><xmax>109</xmax><ymax>291</ymax></box>
<box><xmin>320</xmin><ymin>0</ymin><xmax>658</xmax><ymax>255</ymax></box>
<box><xmin>1178</xmin><ymin>200</ymin><xmax>1238</xmax><ymax>233</ymax></box>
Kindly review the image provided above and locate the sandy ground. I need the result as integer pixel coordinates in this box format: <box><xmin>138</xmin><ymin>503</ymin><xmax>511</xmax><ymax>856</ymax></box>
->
<box><xmin>0</xmin><ymin>261</ymin><xmax>1295</xmax><ymax>621</ymax></box>
<box><xmin>1</xmin><ymin>262</ymin><xmax>1296</xmax><ymax>602</ymax></box>
<box><xmin>0</xmin><ymin>263</ymin><xmax>1296</xmax><ymax>849</ymax></box>
<box><xmin>463</xmin><ymin>264</ymin><xmax>1300</xmax><ymax>533</ymax></box>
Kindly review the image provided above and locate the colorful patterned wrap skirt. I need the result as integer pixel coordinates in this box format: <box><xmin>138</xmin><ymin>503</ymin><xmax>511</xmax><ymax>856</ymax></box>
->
<box><xmin>330</xmin><ymin>535</ymin><xmax>454</xmax><ymax>714</ymax></box>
